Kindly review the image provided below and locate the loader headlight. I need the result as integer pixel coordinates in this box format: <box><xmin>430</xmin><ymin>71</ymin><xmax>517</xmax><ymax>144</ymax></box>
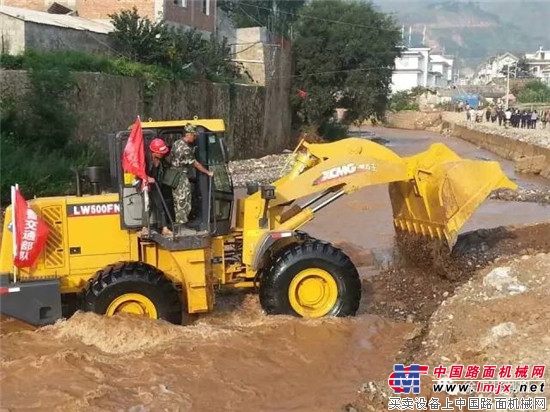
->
<box><xmin>7</xmin><ymin>222</ymin><xmax>12</xmax><ymax>232</ymax></box>
<box><xmin>261</xmin><ymin>185</ymin><xmax>276</xmax><ymax>200</ymax></box>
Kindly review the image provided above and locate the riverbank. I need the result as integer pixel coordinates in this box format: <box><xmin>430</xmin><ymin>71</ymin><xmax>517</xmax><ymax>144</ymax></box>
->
<box><xmin>343</xmin><ymin>112</ymin><xmax>550</xmax><ymax>411</ymax></box>
<box><xmin>383</xmin><ymin>109</ymin><xmax>550</xmax><ymax>180</ymax></box>
<box><xmin>442</xmin><ymin>111</ymin><xmax>550</xmax><ymax>149</ymax></box>
<box><xmin>345</xmin><ymin>227</ymin><xmax>550</xmax><ymax>411</ymax></box>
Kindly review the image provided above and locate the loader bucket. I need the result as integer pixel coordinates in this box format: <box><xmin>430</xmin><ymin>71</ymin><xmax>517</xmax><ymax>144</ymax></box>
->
<box><xmin>389</xmin><ymin>143</ymin><xmax>517</xmax><ymax>249</ymax></box>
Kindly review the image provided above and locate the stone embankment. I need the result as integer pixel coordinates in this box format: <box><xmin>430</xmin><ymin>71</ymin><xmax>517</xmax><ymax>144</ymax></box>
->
<box><xmin>442</xmin><ymin>111</ymin><xmax>550</xmax><ymax>177</ymax></box>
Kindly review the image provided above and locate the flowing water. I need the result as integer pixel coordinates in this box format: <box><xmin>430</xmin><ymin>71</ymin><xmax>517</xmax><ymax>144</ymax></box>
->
<box><xmin>2</xmin><ymin>127</ymin><xmax>550</xmax><ymax>411</ymax></box>
<box><xmin>0</xmin><ymin>295</ymin><xmax>414</xmax><ymax>411</ymax></box>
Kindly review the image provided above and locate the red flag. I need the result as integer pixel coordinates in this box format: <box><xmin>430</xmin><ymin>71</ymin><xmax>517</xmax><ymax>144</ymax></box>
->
<box><xmin>297</xmin><ymin>89</ymin><xmax>308</xmax><ymax>99</ymax></box>
<box><xmin>122</xmin><ymin>117</ymin><xmax>147</xmax><ymax>185</ymax></box>
<box><xmin>12</xmin><ymin>188</ymin><xmax>49</xmax><ymax>268</ymax></box>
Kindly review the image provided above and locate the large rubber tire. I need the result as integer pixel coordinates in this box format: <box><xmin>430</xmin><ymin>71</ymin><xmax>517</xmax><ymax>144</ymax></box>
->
<box><xmin>259</xmin><ymin>240</ymin><xmax>361</xmax><ymax>318</ymax></box>
<box><xmin>81</xmin><ymin>261</ymin><xmax>183</xmax><ymax>325</ymax></box>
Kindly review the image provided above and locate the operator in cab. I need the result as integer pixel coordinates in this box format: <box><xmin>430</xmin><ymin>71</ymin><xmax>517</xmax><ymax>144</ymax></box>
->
<box><xmin>138</xmin><ymin>138</ymin><xmax>174</xmax><ymax>237</ymax></box>
<box><xmin>167</xmin><ymin>124</ymin><xmax>213</xmax><ymax>232</ymax></box>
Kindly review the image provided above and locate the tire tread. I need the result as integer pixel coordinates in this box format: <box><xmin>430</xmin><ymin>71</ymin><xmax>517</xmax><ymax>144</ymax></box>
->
<box><xmin>259</xmin><ymin>239</ymin><xmax>361</xmax><ymax>317</ymax></box>
<box><xmin>81</xmin><ymin>261</ymin><xmax>183</xmax><ymax>325</ymax></box>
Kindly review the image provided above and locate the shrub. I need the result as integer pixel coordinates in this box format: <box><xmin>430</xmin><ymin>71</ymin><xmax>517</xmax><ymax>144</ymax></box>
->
<box><xmin>318</xmin><ymin>122</ymin><xmax>349</xmax><ymax>141</ymax></box>
<box><xmin>0</xmin><ymin>51</ymin><xmax>100</xmax><ymax>204</ymax></box>
<box><xmin>0</xmin><ymin>53</ymin><xmax>24</xmax><ymax>69</ymax></box>
<box><xmin>517</xmin><ymin>81</ymin><xmax>550</xmax><ymax>103</ymax></box>
<box><xmin>0</xmin><ymin>133</ymin><xmax>105</xmax><ymax>203</ymax></box>
<box><xmin>389</xmin><ymin>91</ymin><xmax>420</xmax><ymax>111</ymax></box>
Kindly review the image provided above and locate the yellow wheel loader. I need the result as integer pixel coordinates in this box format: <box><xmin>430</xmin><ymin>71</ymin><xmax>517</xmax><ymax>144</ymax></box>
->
<box><xmin>0</xmin><ymin>118</ymin><xmax>517</xmax><ymax>326</ymax></box>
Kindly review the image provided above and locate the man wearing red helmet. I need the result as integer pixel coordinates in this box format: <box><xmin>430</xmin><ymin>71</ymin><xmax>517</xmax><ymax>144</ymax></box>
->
<box><xmin>139</xmin><ymin>138</ymin><xmax>173</xmax><ymax>236</ymax></box>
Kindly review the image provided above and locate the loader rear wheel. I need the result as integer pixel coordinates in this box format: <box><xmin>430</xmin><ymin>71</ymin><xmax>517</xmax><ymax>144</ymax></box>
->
<box><xmin>81</xmin><ymin>261</ymin><xmax>183</xmax><ymax>325</ymax></box>
<box><xmin>259</xmin><ymin>240</ymin><xmax>361</xmax><ymax>318</ymax></box>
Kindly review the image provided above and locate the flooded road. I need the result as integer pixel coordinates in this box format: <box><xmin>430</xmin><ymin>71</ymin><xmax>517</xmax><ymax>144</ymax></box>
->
<box><xmin>1</xmin><ymin>127</ymin><xmax>549</xmax><ymax>411</ymax></box>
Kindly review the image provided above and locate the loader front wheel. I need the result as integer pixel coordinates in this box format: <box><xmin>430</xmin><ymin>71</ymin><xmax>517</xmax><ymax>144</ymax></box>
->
<box><xmin>259</xmin><ymin>240</ymin><xmax>361</xmax><ymax>318</ymax></box>
<box><xmin>81</xmin><ymin>261</ymin><xmax>182</xmax><ymax>325</ymax></box>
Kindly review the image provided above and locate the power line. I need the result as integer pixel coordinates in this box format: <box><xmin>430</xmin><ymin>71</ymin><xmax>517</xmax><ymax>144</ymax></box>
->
<box><xmin>236</xmin><ymin>2</ymin><xmax>266</xmax><ymax>27</ymax></box>
<box><xmin>238</xmin><ymin>1</ymin><xmax>400</xmax><ymax>32</ymax></box>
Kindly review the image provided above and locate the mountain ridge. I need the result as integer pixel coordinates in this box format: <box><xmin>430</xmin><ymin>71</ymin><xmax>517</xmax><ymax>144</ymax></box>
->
<box><xmin>369</xmin><ymin>0</ymin><xmax>550</xmax><ymax>70</ymax></box>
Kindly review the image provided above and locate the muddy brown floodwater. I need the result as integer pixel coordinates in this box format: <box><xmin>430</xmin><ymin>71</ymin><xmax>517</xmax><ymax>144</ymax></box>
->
<box><xmin>0</xmin><ymin>300</ymin><xmax>414</xmax><ymax>411</ymax></box>
<box><xmin>1</xmin><ymin>127</ymin><xmax>550</xmax><ymax>411</ymax></box>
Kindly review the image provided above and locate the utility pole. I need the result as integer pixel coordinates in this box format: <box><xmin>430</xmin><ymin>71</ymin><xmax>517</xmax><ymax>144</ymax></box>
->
<box><xmin>505</xmin><ymin>65</ymin><xmax>510</xmax><ymax>110</ymax></box>
<box><xmin>422</xmin><ymin>26</ymin><xmax>426</xmax><ymax>45</ymax></box>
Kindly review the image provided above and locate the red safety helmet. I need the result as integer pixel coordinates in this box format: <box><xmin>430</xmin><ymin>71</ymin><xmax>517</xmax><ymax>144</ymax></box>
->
<box><xmin>149</xmin><ymin>138</ymin><xmax>169</xmax><ymax>155</ymax></box>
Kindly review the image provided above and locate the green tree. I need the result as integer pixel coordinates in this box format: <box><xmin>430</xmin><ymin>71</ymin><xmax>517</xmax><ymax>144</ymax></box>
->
<box><xmin>108</xmin><ymin>7</ymin><xmax>167</xmax><ymax>63</ymax></box>
<box><xmin>517</xmin><ymin>80</ymin><xmax>550</xmax><ymax>103</ymax></box>
<box><xmin>291</xmin><ymin>0</ymin><xmax>401</xmax><ymax>132</ymax></box>
<box><xmin>109</xmin><ymin>8</ymin><xmax>240</xmax><ymax>81</ymax></box>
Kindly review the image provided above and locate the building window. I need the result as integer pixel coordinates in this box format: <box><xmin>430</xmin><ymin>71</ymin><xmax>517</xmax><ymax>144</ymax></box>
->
<box><xmin>174</xmin><ymin>0</ymin><xmax>187</xmax><ymax>7</ymax></box>
<box><xmin>202</xmin><ymin>0</ymin><xmax>210</xmax><ymax>15</ymax></box>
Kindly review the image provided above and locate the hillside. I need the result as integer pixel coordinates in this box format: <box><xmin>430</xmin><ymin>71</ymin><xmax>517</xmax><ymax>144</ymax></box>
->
<box><xmin>370</xmin><ymin>0</ymin><xmax>550</xmax><ymax>70</ymax></box>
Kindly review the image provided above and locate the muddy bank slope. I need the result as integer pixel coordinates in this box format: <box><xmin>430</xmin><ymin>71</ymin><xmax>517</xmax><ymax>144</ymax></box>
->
<box><xmin>345</xmin><ymin>222</ymin><xmax>550</xmax><ymax>411</ymax></box>
<box><xmin>383</xmin><ymin>110</ymin><xmax>443</xmax><ymax>131</ymax></box>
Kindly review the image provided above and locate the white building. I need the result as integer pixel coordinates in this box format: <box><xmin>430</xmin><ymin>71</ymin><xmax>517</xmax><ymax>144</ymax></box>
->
<box><xmin>429</xmin><ymin>54</ymin><xmax>454</xmax><ymax>86</ymax></box>
<box><xmin>391</xmin><ymin>47</ymin><xmax>430</xmax><ymax>93</ymax></box>
<box><xmin>525</xmin><ymin>47</ymin><xmax>550</xmax><ymax>84</ymax></box>
<box><xmin>474</xmin><ymin>52</ymin><xmax>519</xmax><ymax>85</ymax></box>
<box><xmin>391</xmin><ymin>47</ymin><xmax>454</xmax><ymax>92</ymax></box>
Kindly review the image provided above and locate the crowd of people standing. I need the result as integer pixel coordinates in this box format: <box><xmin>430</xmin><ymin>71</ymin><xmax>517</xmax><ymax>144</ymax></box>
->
<box><xmin>465</xmin><ymin>104</ymin><xmax>550</xmax><ymax>129</ymax></box>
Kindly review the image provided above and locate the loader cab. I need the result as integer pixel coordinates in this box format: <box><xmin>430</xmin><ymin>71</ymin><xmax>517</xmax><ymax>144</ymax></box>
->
<box><xmin>109</xmin><ymin>119</ymin><xmax>234</xmax><ymax>237</ymax></box>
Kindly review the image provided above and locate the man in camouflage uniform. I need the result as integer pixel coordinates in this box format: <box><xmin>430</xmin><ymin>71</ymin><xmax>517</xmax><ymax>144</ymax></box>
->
<box><xmin>168</xmin><ymin>124</ymin><xmax>213</xmax><ymax>228</ymax></box>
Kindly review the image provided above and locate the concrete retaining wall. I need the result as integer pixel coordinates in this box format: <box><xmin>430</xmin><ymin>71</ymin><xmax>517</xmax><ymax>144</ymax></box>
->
<box><xmin>0</xmin><ymin>67</ymin><xmax>292</xmax><ymax>161</ymax></box>
<box><xmin>451</xmin><ymin>124</ymin><xmax>550</xmax><ymax>177</ymax></box>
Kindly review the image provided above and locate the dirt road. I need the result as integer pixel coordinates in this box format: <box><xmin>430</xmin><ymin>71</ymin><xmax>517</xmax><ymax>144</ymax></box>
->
<box><xmin>1</xmin><ymin>127</ymin><xmax>550</xmax><ymax>411</ymax></box>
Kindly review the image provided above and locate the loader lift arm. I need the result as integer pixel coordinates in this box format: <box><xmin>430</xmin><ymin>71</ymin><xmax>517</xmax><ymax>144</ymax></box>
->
<box><xmin>240</xmin><ymin>137</ymin><xmax>517</xmax><ymax>268</ymax></box>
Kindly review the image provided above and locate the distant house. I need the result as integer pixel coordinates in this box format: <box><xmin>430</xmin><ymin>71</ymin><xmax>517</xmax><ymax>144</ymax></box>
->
<box><xmin>1</xmin><ymin>0</ymin><xmax>217</xmax><ymax>37</ymax></box>
<box><xmin>474</xmin><ymin>52</ymin><xmax>519</xmax><ymax>84</ymax></box>
<box><xmin>524</xmin><ymin>47</ymin><xmax>550</xmax><ymax>84</ymax></box>
<box><xmin>391</xmin><ymin>47</ymin><xmax>454</xmax><ymax>92</ymax></box>
<box><xmin>429</xmin><ymin>54</ymin><xmax>453</xmax><ymax>86</ymax></box>
<box><xmin>0</xmin><ymin>5</ymin><xmax>113</xmax><ymax>55</ymax></box>
<box><xmin>391</xmin><ymin>47</ymin><xmax>430</xmax><ymax>92</ymax></box>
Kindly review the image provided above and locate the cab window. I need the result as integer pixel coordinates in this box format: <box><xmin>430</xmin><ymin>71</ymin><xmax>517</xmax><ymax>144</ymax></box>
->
<box><xmin>207</xmin><ymin>133</ymin><xmax>232</xmax><ymax>193</ymax></box>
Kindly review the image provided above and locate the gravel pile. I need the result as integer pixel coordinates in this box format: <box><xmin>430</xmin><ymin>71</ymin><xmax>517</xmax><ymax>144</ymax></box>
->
<box><xmin>228</xmin><ymin>153</ymin><xmax>292</xmax><ymax>188</ymax></box>
<box><xmin>490</xmin><ymin>187</ymin><xmax>550</xmax><ymax>204</ymax></box>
